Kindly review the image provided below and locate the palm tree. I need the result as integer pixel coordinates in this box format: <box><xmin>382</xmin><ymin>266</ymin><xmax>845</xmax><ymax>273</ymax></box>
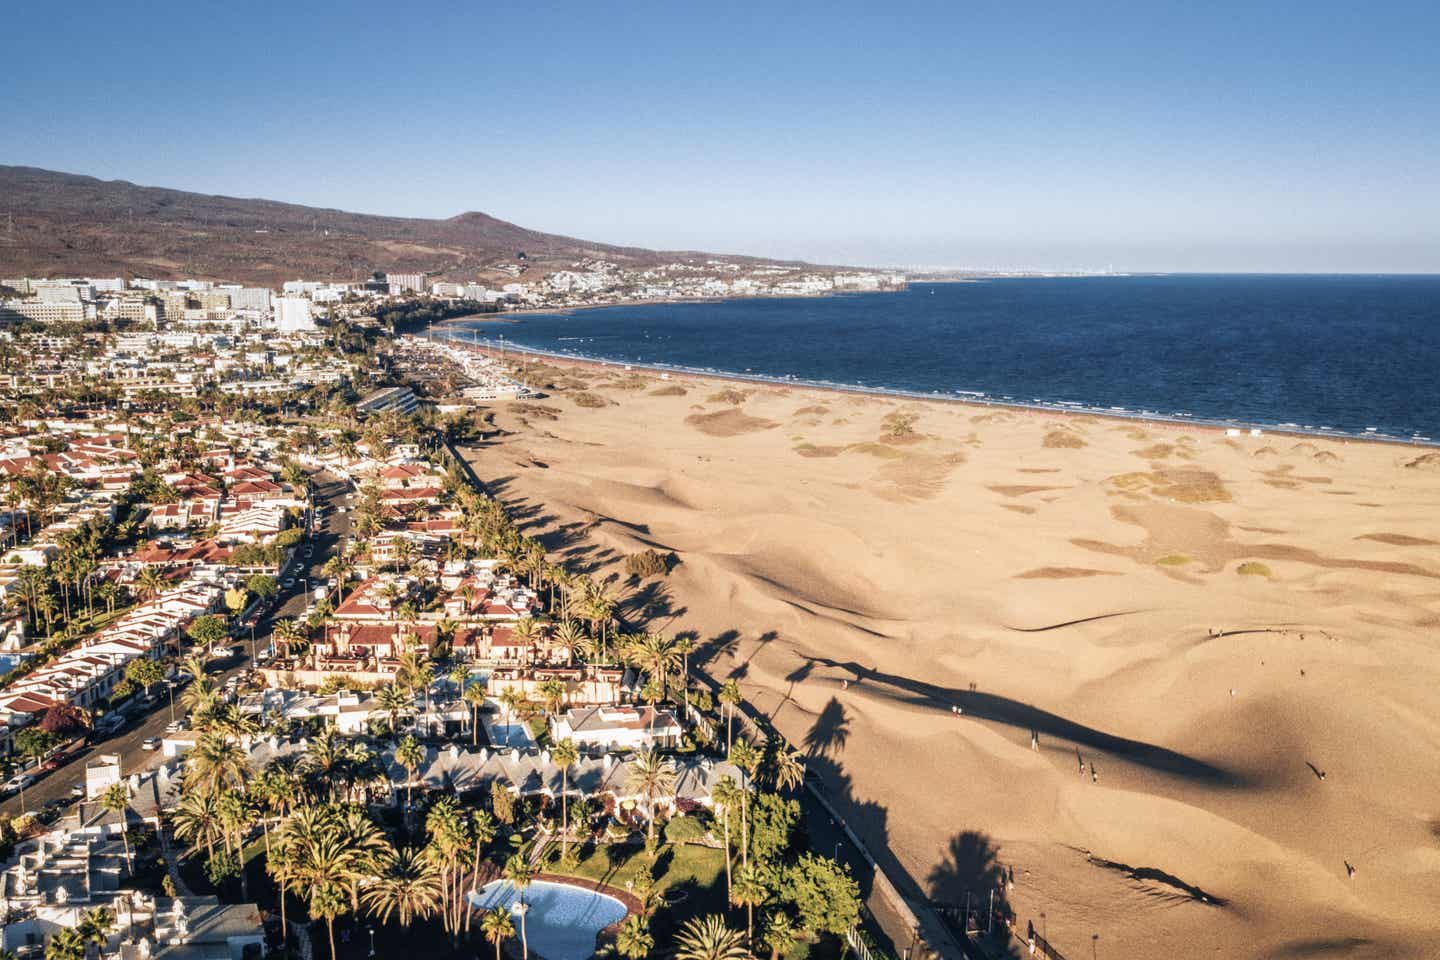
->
<box><xmin>498</xmin><ymin>687</ymin><xmax>525</xmax><ymax>734</ymax></box>
<box><xmin>479</xmin><ymin>907</ymin><xmax>515</xmax><ymax>960</ymax></box>
<box><xmin>135</xmin><ymin>567</ymin><xmax>166</xmax><ymax>602</ymax></box>
<box><xmin>363</xmin><ymin>845</ymin><xmax>441</xmax><ymax>928</ymax></box>
<box><xmin>731</xmin><ymin>862</ymin><xmax>767</xmax><ymax>945</ymax></box>
<box><xmin>77</xmin><ymin>907</ymin><xmax>114</xmax><ymax>947</ymax></box>
<box><xmin>712</xmin><ymin>776</ymin><xmax>740</xmax><ymax>901</ymax></box>
<box><xmin>719</xmin><ymin>680</ymin><xmax>742</xmax><ymax>752</ymax></box>
<box><xmin>728</xmin><ymin>739</ymin><xmax>760</xmax><ymax>873</ymax></box>
<box><xmin>374</xmin><ymin>683</ymin><xmax>413</xmax><ymax>738</ymax></box>
<box><xmin>463</xmin><ymin>683</ymin><xmax>488</xmax><ymax>746</ymax></box>
<box><xmin>45</xmin><ymin>928</ymin><xmax>87</xmax><ymax>960</ymax></box>
<box><xmin>616</xmin><ymin>914</ymin><xmax>654</xmax><ymax>960</ymax></box>
<box><xmin>624</xmin><ymin>632</ymin><xmax>680</xmax><ymax>702</ymax></box>
<box><xmin>760</xmin><ymin>912</ymin><xmax>798</xmax><ymax>960</ymax></box>
<box><xmin>101</xmin><ymin>781</ymin><xmax>133</xmax><ymax>874</ymax></box>
<box><xmin>536</xmin><ymin>678</ymin><xmax>567</xmax><ymax>717</ymax></box>
<box><xmin>769</xmin><ymin>745</ymin><xmax>805</xmax><ymax>792</ymax></box>
<box><xmin>396</xmin><ymin>735</ymin><xmax>425</xmax><ymax>818</ymax></box>
<box><xmin>172</xmin><ymin>790</ymin><xmax>224</xmax><ymax>862</ymax></box>
<box><xmin>625</xmin><ymin>750</ymin><xmax>677</xmax><ymax>843</ymax></box>
<box><xmin>186</xmin><ymin>732</ymin><xmax>251</xmax><ymax>797</ymax></box>
<box><xmin>551</xmin><ymin>738</ymin><xmax>579</xmax><ymax>855</ymax></box>
<box><xmin>674</xmin><ymin>915</ymin><xmax>752</xmax><ymax>960</ymax></box>
<box><xmin>674</xmin><ymin>634</ymin><xmax>696</xmax><ymax>717</ymax></box>
<box><xmin>503</xmin><ymin>853</ymin><xmax>536</xmax><ymax>960</ymax></box>
<box><xmin>272</xmin><ymin>618</ymin><xmax>306</xmax><ymax>659</ymax></box>
<box><xmin>552</xmin><ymin>619</ymin><xmax>586</xmax><ymax>666</ymax></box>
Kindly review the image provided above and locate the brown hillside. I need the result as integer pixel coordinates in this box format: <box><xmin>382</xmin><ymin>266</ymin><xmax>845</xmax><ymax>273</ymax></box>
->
<box><xmin>0</xmin><ymin>165</ymin><xmax>808</xmax><ymax>287</ymax></box>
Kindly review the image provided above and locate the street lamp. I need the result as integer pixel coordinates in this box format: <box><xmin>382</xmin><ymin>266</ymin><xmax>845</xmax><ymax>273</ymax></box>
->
<box><xmin>367</xmin><ymin>926</ymin><xmax>376</xmax><ymax>958</ymax></box>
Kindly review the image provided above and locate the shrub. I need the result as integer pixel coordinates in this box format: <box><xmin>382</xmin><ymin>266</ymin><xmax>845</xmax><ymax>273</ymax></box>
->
<box><xmin>650</xmin><ymin>385</ymin><xmax>687</xmax><ymax>397</ymax></box>
<box><xmin>624</xmin><ymin>549</ymin><xmax>673</xmax><ymax>578</ymax></box>
<box><xmin>707</xmin><ymin>388</ymin><xmax>750</xmax><ymax>405</ymax></box>
<box><xmin>1155</xmin><ymin>554</ymin><xmax>1191</xmax><ymax>566</ymax></box>
<box><xmin>1237</xmin><ymin>561</ymin><xmax>1272</xmax><ymax>578</ymax></box>
<box><xmin>1043</xmin><ymin>429</ymin><xmax>1087</xmax><ymax>449</ymax></box>
<box><xmin>571</xmin><ymin>392</ymin><xmax>606</xmax><ymax>408</ymax></box>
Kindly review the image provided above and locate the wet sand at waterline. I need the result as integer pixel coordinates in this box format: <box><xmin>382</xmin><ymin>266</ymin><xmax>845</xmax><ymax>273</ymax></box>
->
<box><xmin>460</xmin><ymin>358</ymin><xmax>1440</xmax><ymax>960</ymax></box>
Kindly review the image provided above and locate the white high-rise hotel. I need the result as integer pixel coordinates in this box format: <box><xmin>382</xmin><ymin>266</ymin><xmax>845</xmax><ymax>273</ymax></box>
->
<box><xmin>273</xmin><ymin>296</ymin><xmax>315</xmax><ymax>332</ymax></box>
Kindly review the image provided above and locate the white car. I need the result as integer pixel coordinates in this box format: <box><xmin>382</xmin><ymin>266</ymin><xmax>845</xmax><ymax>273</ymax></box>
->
<box><xmin>142</xmin><ymin>737</ymin><xmax>161</xmax><ymax>751</ymax></box>
<box><xmin>2</xmin><ymin>773</ymin><xmax>34</xmax><ymax>795</ymax></box>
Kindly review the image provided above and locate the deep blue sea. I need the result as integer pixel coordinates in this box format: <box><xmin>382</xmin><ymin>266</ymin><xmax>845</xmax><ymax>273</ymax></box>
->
<box><xmin>446</xmin><ymin>275</ymin><xmax>1440</xmax><ymax>442</ymax></box>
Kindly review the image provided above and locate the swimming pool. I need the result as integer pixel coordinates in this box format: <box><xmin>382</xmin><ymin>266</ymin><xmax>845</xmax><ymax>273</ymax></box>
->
<box><xmin>468</xmin><ymin>879</ymin><xmax>627</xmax><ymax>960</ymax></box>
<box><xmin>483</xmin><ymin>714</ymin><xmax>536</xmax><ymax>749</ymax></box>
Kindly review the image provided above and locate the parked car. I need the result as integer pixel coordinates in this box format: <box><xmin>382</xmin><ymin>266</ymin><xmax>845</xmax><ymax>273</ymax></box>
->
<box><xmin>142</xmin><ymin>737</ymin><xmax>161</xmax><ymax>751</ymax></box>
<box><xmin>70</xmin><ymin>783</ymin><xmax>86</xmax><ymax>799</ymax></box>
<box><xmin>209</xmin><ymin>645</ymin><xmax>236</xmax><ymax>661</ymax></box>
<box><xmin>2</xmin><ymin>773</ymin><xmax>34</xmax><ymax>796</ymax></box>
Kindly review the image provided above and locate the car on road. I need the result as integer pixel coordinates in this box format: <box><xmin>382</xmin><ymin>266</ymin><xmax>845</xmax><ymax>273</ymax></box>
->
<box><xmin>95</xmin><ymin>714</ymin><xmax>125</xmax><ymax>735</ymax></box>
<box><xmin>209</xmin><ymin>645</ymin><xmax>236</xmax><ymax>661</ymax></box>
<box><xmin>41</xmin><ymin>750</ymin><xmax>76</xmax><ymax>772</ymax></box>
<box><xmin>142</xmin><ymin>737</ymin><xmax>161</xmax><ymax>750</ymax></box>
<box><xmin>70</xmin><ymin>783</ymin><xmax>86</xmax><ymax>799</ymax></box>
<box><xmin>2</xmin><ymin>773</ymin><xmax>35</xmax><ymax>796</ymax></box>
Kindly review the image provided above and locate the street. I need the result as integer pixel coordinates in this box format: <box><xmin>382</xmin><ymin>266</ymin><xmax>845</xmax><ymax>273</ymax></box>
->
<box><xmin>0</xmin><ymin>471</ymin><xmax>353</xmax><ymax>819</ymax></box>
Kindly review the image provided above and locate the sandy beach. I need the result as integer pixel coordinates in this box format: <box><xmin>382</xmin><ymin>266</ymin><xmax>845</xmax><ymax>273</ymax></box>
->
<box><xmin>458</xmin><ymin>356</ymin><xmax>1440</xmax><ymax>960</ymax></box>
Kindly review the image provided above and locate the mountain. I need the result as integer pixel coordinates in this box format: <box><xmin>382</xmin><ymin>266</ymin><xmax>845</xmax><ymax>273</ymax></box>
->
<box><xmin>0</xmin><ymin>165</ymin><xmax>797</xmax><ymax>287</ymax></box>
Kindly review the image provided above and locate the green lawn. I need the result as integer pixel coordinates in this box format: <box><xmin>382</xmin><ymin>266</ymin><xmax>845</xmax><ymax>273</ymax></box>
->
<box><xmin>543</xmin><ymin>840</ymin><xmax>731</xmax><ymax>946</ymax></box>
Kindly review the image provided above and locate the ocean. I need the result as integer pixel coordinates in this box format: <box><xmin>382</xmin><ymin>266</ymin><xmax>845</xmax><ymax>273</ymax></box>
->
<box><xmin>444</xmin><ymin>274</ymin><xmax>1440</xmax><ymax>442</ymax></box>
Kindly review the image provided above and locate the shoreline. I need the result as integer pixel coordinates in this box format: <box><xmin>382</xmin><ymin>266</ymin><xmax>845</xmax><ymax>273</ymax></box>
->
<box><xmin>449</xmin><ymin>286</ymin><xmax>903</xmax><ymax>321</ymax></box>
<box><xmin>435</xmin><ymin>330</ymin><xmax>1436</xmax><ymax>452</ymax></box>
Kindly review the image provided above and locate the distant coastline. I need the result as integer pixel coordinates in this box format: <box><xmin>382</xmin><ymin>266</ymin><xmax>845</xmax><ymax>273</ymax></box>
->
<box><xmin>437</xmin><ymin>333</ymin><xmax>1434</xmax><ymax>452</ymax></box>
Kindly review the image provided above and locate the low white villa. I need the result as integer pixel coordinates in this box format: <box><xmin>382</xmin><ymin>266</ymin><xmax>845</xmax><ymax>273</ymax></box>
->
<box><xmin>550</xmin><ymin>705</ymin><xmax>683</xmax><ymax>752</ymax></box>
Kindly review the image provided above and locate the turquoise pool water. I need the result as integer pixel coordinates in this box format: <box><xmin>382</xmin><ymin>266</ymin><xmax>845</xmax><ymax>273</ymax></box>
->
<box><xmin>468</xmin><ymin>879</ymin><xmax>627</xmax><ymax>960</ymax></box>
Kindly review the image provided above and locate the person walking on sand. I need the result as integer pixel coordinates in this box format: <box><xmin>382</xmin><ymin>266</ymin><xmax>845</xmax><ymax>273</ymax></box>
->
<box><xmin>1077</xmin><ymin>749</ymin><xmax>1085</xmax><ymax>774</ymax></box>
<box><xmin>1031</xmin><ymin>729</ymin><xmax>1039</xmax><ymax>752</ymax></box>
<box><xmin>1091</xmin><ymin>764</ymin><xmax>1098</xmax><ymax>784</ymax></box>
<box><xmin>1345</xmin><ymin>860</ymin><xmax>1356</xmax><ymax>878</ymax></box>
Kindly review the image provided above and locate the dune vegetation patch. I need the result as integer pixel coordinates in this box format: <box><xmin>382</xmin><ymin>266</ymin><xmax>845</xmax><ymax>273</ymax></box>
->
<box><xmin>846</xmin><ymin>441</ymin><xmax>906</xmax><ymax>460</ymax></box>
<box><xmin>1134</xmin><ymin>443</ymin><xmax>1175</xmax><ymax>459</ymax></box>
<box><xmin>1014</xmin><ymin>567</ymin><xmax>1118</xmax><ymax>579</ymax></box>
<box><xmin>624</xmin><ymin>548</ymin><xmax>676</xmax><ymax>578</ymax></box>
<box><xmin>793</xmin><ymin>405</ymin><xmax>830</xmax><ymax>417</ymax></box>
<box><xmin>684</xmin><ymin>408</ymin><xmax>778</xmax><ymax>437</ymax></box>
<box><xmin>971</xmin><ymin>411</ymin><xmax>1016</xmax><ymax>425</ymax></box>
<box><xmin>707</xmin><ymin>387</ymin><xmax>751</xmax><ymax>405</ymax></box>
<box><xmin>881</xmin><ymin>409</ymin><xmax>921</xmax><ymax>440</ymax></box>
<box><xmin>1155</xmin><ymin>554</ymin><xmax>1192</xmax><ymax>566</ymax></box>
<box><xmin>511</xmin><ymin>403</ymin><xmax>562</xmax><ymax>421</ymax></box>
<box><xmin>793</xmin><ymin>443</ymin><xmax>845</xmax><ymax>458</ymax></box>
<box><xmin>1108</xmin><ymin>467</ymin><xmax>1232</xmax><ymax>503</ymax></box>
<box><xmin>570</xmin><ymin>391</ymin><xmax>607</xmax><ymax>408</ymax></box>
<box><xmin>1043</xmin><ymin>429</ymin><xmax>1087</xmax><ymax>449</ymax></box>
<box><xmin>1237</xmin><ymin>561</ymin><xmax>1273</xmax><ymax>577</ymax></box>
<box><xmin>650</xmin><ymin>384</ymin><xmax>688</xmax><ymax>397</ymax></box>
<box><xmin>603</xmin><ymin>374</ymin><xmax>650</xmax><ymax>391</ymax></box>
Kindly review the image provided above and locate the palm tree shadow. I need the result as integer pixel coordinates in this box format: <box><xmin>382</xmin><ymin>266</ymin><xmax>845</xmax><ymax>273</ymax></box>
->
<box><xmin>803</xmin><ymin>697</ymin><xmax>850</xmax><ymax>759</ymax></box>
<box><xmin>802</xmin><ymin>655</ymin><xmax>1244</xmax><ymax>786</ymax></box>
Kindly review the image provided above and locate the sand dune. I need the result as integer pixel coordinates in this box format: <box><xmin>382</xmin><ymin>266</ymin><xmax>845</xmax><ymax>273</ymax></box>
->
<box><xmin>461</xmin><ymin>359</ymin><xmax>1440</xmax><ymax>960</ymax></box>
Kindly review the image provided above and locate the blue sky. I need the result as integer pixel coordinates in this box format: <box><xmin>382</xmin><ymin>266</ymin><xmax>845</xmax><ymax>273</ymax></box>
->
<box><xmin>3</xmin><ymin>0</ymin><xmax>1437</xmax><ymax>271</ymax></box>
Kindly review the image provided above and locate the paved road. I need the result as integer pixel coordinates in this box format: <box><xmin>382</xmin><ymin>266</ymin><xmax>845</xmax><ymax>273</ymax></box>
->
<box><xmin>0</xmin><ymin>472</ymin><xmax>353</xmax><ymax>820</ymax></box>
